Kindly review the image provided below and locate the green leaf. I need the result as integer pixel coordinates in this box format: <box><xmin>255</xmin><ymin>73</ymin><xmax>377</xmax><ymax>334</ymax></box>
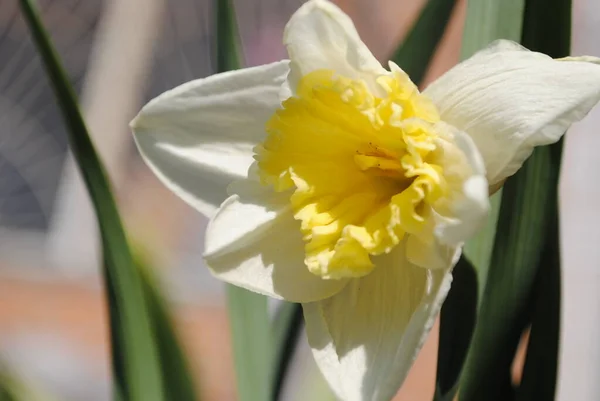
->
<box><xmin>434</xmin><ymin>257</ymin><xmax>478</xmax><ymax>401</ymax></box>
<box><xmin>515</xmin><ymin>0</ymin><xmax>570</xmax><ymax>399</ymax></box>
<box><xmin>457</xmin><ymin>2</ymin><xmax>526</xmax><ymax>349</ymax></box>
<box><xmin>459</xmin><ymin>0</ymin><xmax>569</xmax><ymax>399</ymax></box>
<box><xmin>461</xmin><ymin>138</ymin><xmax>565</xmax><ymax>401</ymax></box>
<box><xmin>461</xmin><ymin>0</ymin><xmax>525</xmax><ymax>59</ymax></box>
<box><xmin>212</xmin><ymin>1</ymin><xmax>273</xmax><ymax>400</ymax></box>
<box><xmin>271</xmin><ymin>303</ymin><xmax>303</xmax><ymax>401</ymax></box>
<box><xmin>451</xmin><ymin>1</ymin><xmax>525</xmax><ymax>397</ymax></box>
<box><xmin>390</xmin><ymin>0</ymin><xmax>458</xmax><ymax>85</ymax></box>
<box><xmin>459</xmin><ymin>137</ymin><xmax>564</xmax><ymax>399</ymax></box>
<box><xmin>516</xmin><ymin>212</ymin><xmax>561</xmax><ymax>401</ymax></box>
<box><xmin>18</xmin><ymin>1</ymin><xmax>165</xmax><ymax>400</ymax></box>
<box><xmin>461</xmin><ymin>0</ymin><xmax>526</xmax><ymax>294</ymax></box>
<box><xmin>214</xmin><ymin>0</ymin><xmax>243</xmax><ymax>73</ymax></box>
<box><xmin>439</xmin><ymin>192</ymin><xmax>501</xmax><ymax>401</ymax></box>
<box><xmin>460</xmin><ymin>145</ymin><xmax>561</xmax><ymax>401</ymax></box>
<box><xmin>0</xmin><ymin>365</ymin><xmax>51</xmax><ymax>401</ymax></box>
<box><xmin>136</xmin><ymin>253</ymin><xmax>200</xmax><ymax>401</ymax></box>
<box><xmin>430</xmin><ymin>2</ymin><xmax>524</xmax><ymax>395</ymax></box>
<box><xmin>227</xmin><ymin>286</ymin><xmax>273</xmax><ymax>401</ymax></box>
<box><xmin>460</xmin><ymin>0</ymin><xmax>525</xmax><ymax>304</ymax></box>
<box><xmin>520</xmin><ymin>0</ymin><xmax>571</xmax><ymax>56</ymax></box>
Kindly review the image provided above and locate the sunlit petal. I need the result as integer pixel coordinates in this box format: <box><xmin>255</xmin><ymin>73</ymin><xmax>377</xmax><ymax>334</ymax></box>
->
<box><xmin>303</xmin><ymin>242</ymin><xmax>458</xmax><ymax>401</ymax></box>
<box><xmin>425</xmin><ymin>40</ymin><xmax>600</xmax><ymax>186</ymax></box>
<box><xmin>283</xmin><ymin>0</ymin><xmax>385</xmax><ymax>94</ymax></box>
<box><xmin>131</xmin><ymin>61</ymin><xmax>289</xmax><ymax>216</ymax></box>
<box><xmin>204</xmin><ymin>169</ymin><xmax>349</xmax><ymax>302</ymax></box>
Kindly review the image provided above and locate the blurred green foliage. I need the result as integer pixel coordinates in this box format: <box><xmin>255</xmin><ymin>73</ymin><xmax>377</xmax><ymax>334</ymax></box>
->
<box><xmin>18</xmin><ymin>1</ymin><xmax>199</xmax><ymax>401</ymax></box>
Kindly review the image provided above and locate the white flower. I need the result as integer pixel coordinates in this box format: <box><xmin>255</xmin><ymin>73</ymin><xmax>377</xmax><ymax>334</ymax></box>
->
<box><xmin>130</xmin><ymin>1</ymin><xmax>600</xmax><ymax>400</ymax></box>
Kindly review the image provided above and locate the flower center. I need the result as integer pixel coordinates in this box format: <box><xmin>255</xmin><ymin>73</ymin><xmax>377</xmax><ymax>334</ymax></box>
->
<box><xmin>256</xmin><ymin>67</ymin><xmax>456</xmax><ymax>279</ymax></box>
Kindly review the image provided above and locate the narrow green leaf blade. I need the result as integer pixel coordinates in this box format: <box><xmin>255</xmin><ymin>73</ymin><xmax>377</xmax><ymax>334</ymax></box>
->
<box><xmin>227</xmin><ymin>286</ymin><xmax>273</xmax><ymax>401</ymax></box>
<box><xmin>516</xmin><ymin>213</ymin><xmax>561</xmax><ymax>401</ymax></box>
<box><xmin>271</xmin><ymin>303</ymin><xmax>303</xmax><ymax>401</ymax></box>
<box><xmin>390</xmin><ymin>0</ymin><xmax>457</xmax><ymax>84</ymax></box>
<box><xmin>434</xmin><ymin>257</ymin><xmax>478</xmax><ymax>400</ymax></box>
<box><xmin>214</xmin><ymin>0</ymin><xmax>243</xmax><ymax>73</ymax></box>
<box><xmin>452</xmin><ymin>0</ymin><xmax>525</xmax><ymax>400</ymax></box>
<box><xmin>18</xmin><ymin>2</ymin><xmax>164</xmax><ymax>400</ymax></box>
<box><xmin>460</xmin><ymin>0</ymin><xmax>524</xmax><ymax>302</ymax></box>
<box><xmin>459</xmin><ymin>131</ymin><xmax>563</xmax><ymax>401</ymax></box>
<box><xmin>137</xmin><ymin>256</ymin><xmax>200</xmax><ymax>401</ymax></box>
<box><xmin>431</xmin><ymin>0</ymin><xmax>525</xmax><ymax>398</ymax></box>
<box><xmin>515</xmin><ymin>0</ymin><xmax>570</xmax><ymax>399</ymax></box>
<box><xmin>460</xmin><ymin>0</ymin><xmax>570</xmax><ymax>398</ymax></box>
<box><xmin>461</xmin><ymin>0</ymin><xmax>525</xmax><ymax>58</ymax></box>
<box><xmin>520</xmin><ymin>0</ymin><xmax>571</xmax><ymax>55</ymax></box>
<box><xmin>212</xmin><ymin>1</ymin><xmax>273</xmax><ymax>400</ymax></box>
<box><xmin>461</xmin><ymin>0</ymin><xmax>526</xmax><ymax>293</ymax></box>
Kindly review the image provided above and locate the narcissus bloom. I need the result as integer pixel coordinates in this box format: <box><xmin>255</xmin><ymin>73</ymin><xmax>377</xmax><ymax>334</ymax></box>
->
<box><xmin>131</xmin><ymin>1</ymin><xmax>600</xmax><ymax>400</ymax></box>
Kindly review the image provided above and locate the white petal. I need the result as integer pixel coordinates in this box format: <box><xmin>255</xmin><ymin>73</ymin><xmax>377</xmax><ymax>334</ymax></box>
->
<box><xmin>434</xmin><ymin>124</ymin><xmax>489</xmax><ymax>246</ymax></box>
<box><xmin>424</xmin><ymin>39</ymin><xmax>600</xmax><ymax>186</ymax></box>
<box><xmin>204</xmin><ymin>171</ymin><xmax>348</xmax><ymax>303</ymax></box>
<box><xmin>406</xmin><ymin>234</ymin><xmax>451</xmax><ymax>270</ymax></box>
<box><xmin>131</xmin><ymin>61</ymin><xmax>290</xmax><ymax>217</ymax></box>
<box><xmin>303</xmin><ymin>242</ymin><xmax>458</xmax><ymax>401</ymax></box>
<box><xmin>283</xmin><ymin>0</ymin><xmax>385</xmax><ymax>93</ymax></box>
<box><xmin>407</xmin><ymin>123</ymin><xmax>489</xmax><ymax>261</ymax></box>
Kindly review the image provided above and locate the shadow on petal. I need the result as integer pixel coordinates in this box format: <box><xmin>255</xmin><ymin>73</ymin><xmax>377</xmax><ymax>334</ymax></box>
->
<box><xmin>205</xmin><ymin>174</ymin><xmax>349</xmax><ymax>303</ymax></box>
<box><xmin>304</xmin><ymin>241</ymin><xmax>456</xmax><ymax>401</ymax></box>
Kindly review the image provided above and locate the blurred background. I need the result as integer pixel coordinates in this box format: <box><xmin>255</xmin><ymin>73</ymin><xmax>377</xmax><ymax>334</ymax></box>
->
<box><xmin>0</xmin><ymin>0</ymin><xmax>599</xmax><ymax>400</ymax></box>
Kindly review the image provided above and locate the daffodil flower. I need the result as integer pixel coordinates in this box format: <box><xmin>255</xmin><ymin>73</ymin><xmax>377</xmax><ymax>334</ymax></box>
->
<box><xmin>130</xmin><ymin>1</ymin><xmax>600</xmax><ymax>400</ymax></box>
